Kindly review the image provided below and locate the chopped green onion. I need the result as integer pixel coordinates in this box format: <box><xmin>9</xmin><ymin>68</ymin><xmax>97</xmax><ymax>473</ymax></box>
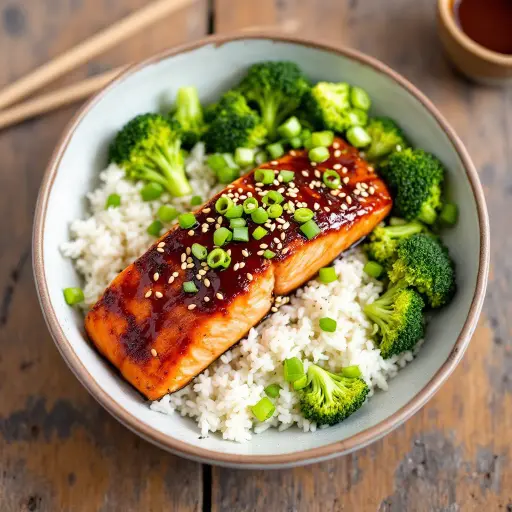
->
<box><xmin>230</xmin><ymin>218</ymin><xmax>247</xmax><ymax>228</ymax></box>
<box><xmin>254</xmin><ymin>168</ymin><xmax>274</xmax><ymax>185</ymax></box>
<box><xmin>222</xmin><ymin>153</ymin><xmax>238</xmax><ymax>169</ymax></box>
<box><xmin>350</xmin><ymin>86</ymin><xmax>371</xmax><ymax>111</ymax></box>
<box><xmin>191</xmin><ymin>195</ymin><xmax>202</xmax><ymax>206</ymax></box>
<box><xmin>264</xmin><ymin>383</ymin><xmax>281</xmax><ymax>398</ymax></box>
<box><xmin>213</xmin><ymin>227</ymin><xmax>232</xmax><ymax>246</ymax></box>
<box><xmin>207</xmin><ymin>248</ymin><xmax>229</xmax><ymax>269</ymax></box>
<box><xmin>207</xmin><ymin>154</ymin><xmax>229</xmax><ymax>172</ymax></box>
<box><xmin>183</xmin><ymin>281</ymin><xmax>198</xmax><ymax>293</ymax></box>
<box><xmin>243</xmin><ymin>197</ymin><xmax>259</xmax><ymax>214</ymax></box>
<box><xmin>278</xmin><ymin>116</ymin><xmax>302</xmax><ymax>139</ymax></box>
<box><xmin>364</xmin><ymin>261</ymin><xmax>384</xmax><ymax>279</ymax></box>
<box><xmin>311</xmin><ymin>130</ymin><xmax>334</xmax><ymax>147</ymax></box>
<box><xmin>267</xmin><ymin>204</ymin><xmax>283</xmax><ymax>219</ymax></box>
<box><xmin>302</xmin><ymin>129</ymin><xmax>312</xmax><ymax>149</ymax></box>
<box><xmin>323</xmin><ymin>170</ymin><xmax>341</xmax><ymax>189</ymax></box>
<box><xmin>346</xmin><ymin>126</ymin><xmax>371</xmax><ymax>148</ymax></box>
<box><xmin>283</xmin><ymin>357</ymin><xmax>305</xmax><ymax>382</ymax></box>
<box><xmin>217</xmin><ymin>166</ymin><xmax>239</xmax><ymax>184</ymax></box>
<box><xmin>279</xmin><ymin>170</ymin><xmax>295</xmax><ymax>183</ymax></box>
<box><xmin>63</xmin><ymin>287</ymin><xmax>84</xmax><ymax>306</ymax></box>
<box><xmin>105</xmin><ymin>193</ymin><xmax>121</xmax><ymax>209</ymax></box>
<box><xmin>233</xmin><ymin>226</ymin><xmax>249</xmax><ymax>242</ymax></box>
<box><xmin>309</xmin><ymin>146</ymin><xmax>330</xmax><ymax>163</ymax></box>
<box><xmin>319</xmin><ymin>317</ymin><xmax>337</xmax><ymax>332</ymax></box>
<box><xmin>263</xmin><ymin>249</ymin><xmax>276</xmax><ymax>259</ymax></box>
<box><xmin>300</xmin><ymin>220</ymin><xmax>321</xmax><ymax>239</ymax></box>
<box><xmin>251</xmin><ymin>397</ymin><xmax>275</xmax><ymax>422</ymax></box>
<box><xmin>147</xmin><ymin>220</ymin><xmax>163</xmax><ymax>237</ymax></box>
<box><xmin>267</xmin><ymin>142</ymin><xmax>285</xmax><ymax>159</ymax></box>
<box><xmin>158</xmin><ymin>205</ymin><xmax>179</xmax><ymax>222</ymax></box>
<box><xmin>234</xmin><ymin>147</ymin><xmax>255</xmax><ymax>167</ymax></box>
<box><xmin>178</xmin><ymin>213</ymin><xmax>196</xmax><ymax>229</ymax></box>
<box><xmin>225</xmin><ymin>204</ymin><xmax>244</xmax><ymax>219</ymax></box>
<box><xmin>251</xmin><ymin>207</ymin><xmax>269</xmax><ymax>224</ymax></box>
<box><xmin>191</xmin><ymin>243</ymin><xmax>208</xmax><ymax>260</ymax></box>
<box><xmin>252</xmin><ymin>226</ymin><xmax>268</xmax><ymax>240</ymax></box>
<box><xmin>318</xmin><ymin>266</ymin><xmax>337</xmax><ymax>283</ymax></box>
<box><xmin>262</xmin><ymin>190</ymin><xmax>284</xmax><ymax>205</ymax></box>
<box><xmin>255</xmin><ymin>150</ymin><xmax>268</xmax><ymax>165</ymax></box>
<box><xmin>439</xmin><ymin>203</ymin><xmax>458</xmax><ymax>226</ymax></box>
<box><xmin>347</xmin><ymin>108</ymin><xmax>368</xmax><ymax>127</ymax></box>
<box><xmin>289</xmin><ymin>136</ymin><xmax>303</xmax><ymax>149</ymax></box>
<box><xmin>215</xmin><ymin>195</ymin><xmax>234</xmax><ymax>215</ymax></box>
<box><xmin>140</xmin><ymin>183</ymin><xmax>164</xmax><ymax>201</ymax></box>
<box><xmin>294</xmin><ymin>207</ymin><xmax>314</xmax><ymax>224</ymax></box>
<box><xmin>293</xmin><ymin>374</ymin><xmax>308</xmax><ymax>390</ymax></box>
<box><xmin>342</xmin><ymin>365</ymin><xmax>362</xmax><ymax>378</ymax></box>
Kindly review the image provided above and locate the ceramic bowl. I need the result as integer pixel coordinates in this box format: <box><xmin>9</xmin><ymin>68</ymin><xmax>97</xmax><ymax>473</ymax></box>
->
<box><xmin>437</xmin><ymin>0</ymin><xmax>512</xmax><ymax>85</ymax></box>
<box><xmin>33</xmin><ymin>34</ymin><xmax>489</xmax><ymax>469</ymax></box>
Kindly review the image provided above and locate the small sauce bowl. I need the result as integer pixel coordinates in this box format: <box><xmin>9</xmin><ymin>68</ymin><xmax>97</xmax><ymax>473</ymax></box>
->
<box><xmin>437</xmin><ymin>0</ymin><xmax>512</xmax><ymax>85</ymax></box>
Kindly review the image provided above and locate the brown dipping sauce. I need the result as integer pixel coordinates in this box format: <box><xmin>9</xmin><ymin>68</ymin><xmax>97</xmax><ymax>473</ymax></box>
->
<box><xmin>453</xmin><ymin>0</ymin><xmax>512</xmax><ymax>55</ymax></box>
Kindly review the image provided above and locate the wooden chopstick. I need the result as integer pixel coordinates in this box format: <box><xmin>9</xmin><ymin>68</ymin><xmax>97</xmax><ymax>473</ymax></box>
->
<box><xmin>0</xmin><ymin>20</ymin><xmax>301</xmax><ymax>131</ymax></box>
<box><xmin>0</xmin><ymin>0</ymin><xmax>196</xmax><ymax>111</ymax></box>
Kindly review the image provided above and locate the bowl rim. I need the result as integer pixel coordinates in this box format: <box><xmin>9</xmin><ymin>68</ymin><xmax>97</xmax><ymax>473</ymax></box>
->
<box><xmin>33</xmin><ymin>32</ymin><xmax>490</xmax><ymax>467</ymax></box>
<box><xmin>437</xmin><ymin>0</ymin><xmax>512</xmax><ymax>66</ymax></box>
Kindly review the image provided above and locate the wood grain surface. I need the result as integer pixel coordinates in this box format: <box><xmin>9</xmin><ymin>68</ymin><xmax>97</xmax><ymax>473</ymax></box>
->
<box><xmin>0</xmin><ymin>0</ymin><xmax>509</xmax><ymax>510</ymax></box>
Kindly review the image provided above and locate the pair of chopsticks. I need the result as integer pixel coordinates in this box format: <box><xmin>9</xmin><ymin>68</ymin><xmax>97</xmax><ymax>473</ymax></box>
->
<box><xmin>0</xmin><ymin>0</ymin><xmax>299</xmax><ymax>131</ymax></box>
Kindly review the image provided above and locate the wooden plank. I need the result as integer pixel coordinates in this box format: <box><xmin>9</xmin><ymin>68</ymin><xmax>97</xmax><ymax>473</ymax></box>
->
<box><xmin>0</xmin><ymin>1</ymin><xmax>207</xmax><ymax>510</ymax></box>
<box><xmin>211</xmin><ymin>1</ymin><xmax>511</xmax><ymax>511</ymax></box>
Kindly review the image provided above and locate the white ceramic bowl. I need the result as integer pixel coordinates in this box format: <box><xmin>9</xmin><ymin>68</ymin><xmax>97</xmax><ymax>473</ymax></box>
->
<box><xmin>33</xmin><ymin>34</ymin><xmax>489</xmax><ymax>469</ymax></box>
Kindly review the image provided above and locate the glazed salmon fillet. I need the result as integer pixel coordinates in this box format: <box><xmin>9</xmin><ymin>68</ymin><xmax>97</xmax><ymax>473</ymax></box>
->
<box><xmin>85</xmin><ymin>138</ymin><xmax>392</xmax><ymax>400</ymax></box>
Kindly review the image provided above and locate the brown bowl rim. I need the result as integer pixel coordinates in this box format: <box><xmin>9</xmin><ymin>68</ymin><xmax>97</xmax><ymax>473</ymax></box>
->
<box><xmin>438</xmin><ymin>0</ymin><xmax>512</xmax><ymax>66</ymax></box>
<box><xmin>33</xmin><ymin>32</ymin><xmax>490</xmax><ymax>468</ymax></box>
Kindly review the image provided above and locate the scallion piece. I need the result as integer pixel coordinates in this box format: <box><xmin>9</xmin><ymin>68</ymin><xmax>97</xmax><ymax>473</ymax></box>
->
<box><xmin>293</xmin><ymin>374</ymin><xmax>308</xmax><ymax>390</ymax></box>
<box><xmin>293</xmin><ymin>207</ymin><xmax>314</xmax><ymax>224</ymax></box>
<box><xmin>183</xmin><ymin>281</ymin><xmax>198</xmax><ymax>293</ymax></box>
<box><xmin>225</xmin><ymin>204</ymin><xmax>243</xmax><ymax>219</ymax></box>
<box><xmin>178</xmin><ymin>213</ymin><xmax>196</xmax><ymax>229</ymax></box>
<box><xmin>105</xmin><ymin>193</ymin><xmax>121</xmax><ymax>209</ymax></box>
<box><xmin>251</xmin><ymin>397</ymin><xmax>275</xmax><ymax>422</ymax></box>
<box><xmin>323</xmin><ymin>170</ymin><xmax>341</xmax><ymax>189</ymax></box>
<box><xmin>254</xmin><ymin>168</ymin><xmax>274</xmax><ymax>185</ymax></box>
<box><xmin>243</xmin><ymin>197</ymin><xmax>259</xmax><ymax>214</ymax></box>
<box><xmin>341</xmin><ymin>365</ymin><xmax>362</xmax><ymax>378</ymax></box>
<box><xmin>230</xmin><ymin>218</ymin><xmax>246</xmax><ymax>228</ymax></box>
<box><xmin>255</xmin><ymin>150</ymin><xmax>268</xmax><ymax>165</ymax></box>
<box><xmin>213</xmin><ymin>227</ymin><xmax>232</xmax><ymax>246</ymax></box>
<box><xmin>363</xmin><ymin>261</ymin><xmax>384</xmax><ymax>279</ymax></box>
<box><xmin>63</xmin><ymin>287</ymin><xmax>84</xmax><ymax>306</ymax></box>
<box><xmin>283</xmin><ymin>357</ymin><xmax>305</xmax><ymax>382</ymax></box>
<box><xmin>207</xmin><ymin>154</ymin><xmax>229</xmax><ymax>172</ymax></box>
<box><xmin>264</xmin><ymin>383</ymin><xmax>281</xmax><ymax>398</ymax></box>
<box><xmin>215</xmin><ymin>195</ymin><xmax>234</xmax><ymax>215</ymax></box>
<box><xmin>439</xmin><ymin>203</ymin><xmax>458</xmax><ymax>226</ymax></box>
<box><xmin>266</xmin><ymin>142</ymin><xmax>285</xmax><ymax>159</ymax></box>
<box><xmin>279</xmin><ymin>170</ymin><xmax>295</xmax><ymax>183</ymax></box>
<box><xmin>147</xmin><ymin>220</ymin><xmax>163</xmax><ymax>237</ymax></box>
<box><xmin>252</xmin><ymin>226</ymin><xmax>268</xmax><ymax>240</ymax></box>
<box><xmin>140</xmin><ymin>182</ymin><xmax>164</xmax><ymax>201</ymax></box>
<box><xmin>251</xmin><ymin>207</ymin><xmax>269</xmax><ymax>224</ymax></box>
<box><xmin>262</xmin><ymin>190</ymin><xmax>284</xmax><ymax>205</ymax></box>
<box><xmin>278</xmin><ymin>116</ymin><xmax>302</xmax><ymax>139</ymax></box>
<box><xmin>350</xmin><ymin>86</ymin><xmax>371</xmax><ymax>111</ymax></box>
<box><xmin>207</xmin><ymin>248</ymin><xmax>228</xmax><ymax>269</ymax></box>
<box><xmin>289</xmin><ymin>136</ymin><xmax>303</xmax><ymax>149</ymax></box>
<box><xmin>233</xmin><ymin>226</ymin><xmax>249</xmax><ymax>242</ymax></box>
<box><xmin>263</xmin><ymin>249</ymin><xmax>276</xmax><ymax>259</ymax></box>
<box><xmin>319</xmin><ymin>317</ymin><xmax>337</xmax><ymax>332</ymax></box>
<box><xmin>191</xmin><ymin>195</ymin><xmax>202</xmax><ymax>206</ymax></box>
<box><xmin>318</xmin><ymin>266</ymin><xmax>337</xmax><ymax>283</ymax></box>
<box><xmin>267</xmin><ymin>204</ymin><xmax>283</xmax><ymax>219</ymax></box>
<box><xmin>217</xmin><ymin>166</ymin><xmax>239</xmax><ymax>184</ymax></box>
<box><xmin>300</xmin><ymin>219</ymin><xmax>321</xmax><ymax>239</ymax></box>
<box><xmin>348</xmin><ymin>108</ymin><xmax>368</xmax><ymax>127</ymax></box>
<box><xmin>234</xmin><ymin>147</ymin><xmax>255</xmax><ymax>167</ymax></box>
<box><xmin>158</xmin><ymin>205</ymin><xmax>179</xmax><ymax>222</ymax></box>
<box><xmin>191</xmin><ymin>243</ymin><xmax>207</xmax><ymax>260</ymax></box>
<box><xmin>311</xmin><ymin>130</ymin><xmax>334</xmax><ymax>147</ymax></box>
<box><xmin>309</xmin><ymin>146</ymin><xmax>330</xmax><ymax>163</ymax></box>
<box><xmin>346</xmin><ymin>126</ymin><xmax>371</xmax><ymax>148</ymax></box>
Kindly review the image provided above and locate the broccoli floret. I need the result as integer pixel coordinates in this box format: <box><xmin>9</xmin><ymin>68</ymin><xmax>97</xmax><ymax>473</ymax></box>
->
<box><xmin>109</xmin><ymin>113</ymin><xmax>192</xmax><ymax>197</ymax></box>
<box><xmin>365</xmin><ymin>117</ymin><xmax>409</xmax><ymax>162</ymax></box>
<box><xmin>169</xmin><ymin>86</ymin><xmax>206</xmax><ymax>149</ymax></box>
<box><xmin>203</xmin><ymin>91</ymin><xmax>267</xmax><ymax>153</ymax></box>
<box><xmin>389</xmin><ymin>233</ymin><xmax>456</xmax><ymax>308</ymax></box>
<box><xmin>238</xmin><ymin>61</ymin><xmax>310</xmax><ymax>139</ymax></box>
<box><xmin>381</xmin><ymin>148</ymin><xmax>444</xmax><ymax>224</ymax></box>
<box><xmin>299</xmin><ymin>364</ymin><xmax>369</xmax><ymax>426</ymax></box>
<box><xmin>364</xmin><ymin>285</ymin><xmax>425</xmax><ymax>359</ymax></box>
<box><xmin>305</xmin><ymin>82</ymin><xmax>352</xmax><ymax>132</ymax></box>
<box><xmin>365</xmin><ymin>221</ymin><xmax>425</xmax><ymax>266</ymax></box>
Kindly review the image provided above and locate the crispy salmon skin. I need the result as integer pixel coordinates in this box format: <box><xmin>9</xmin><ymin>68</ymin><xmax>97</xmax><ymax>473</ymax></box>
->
<box><xmin>85</xmin><ymin>138</ymin><xmax>392</xmax><ymax>400</ymax></box>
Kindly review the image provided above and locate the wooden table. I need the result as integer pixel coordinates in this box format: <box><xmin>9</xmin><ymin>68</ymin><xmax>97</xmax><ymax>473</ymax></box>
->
<box><xmin>0</xmin><ymin>0</ymin><xmax>509</xmax><ymax>510</ymax></box>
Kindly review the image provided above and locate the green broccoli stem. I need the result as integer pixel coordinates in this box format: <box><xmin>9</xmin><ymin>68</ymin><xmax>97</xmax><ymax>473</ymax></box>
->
<box><xmin>384</xmin><ymin>222</ymin><xmax>424</xmax><ymax>238</ymax></box>
<box><xmin>364</xmin><ymin>285</ymin><xmax>401</xmax><ymax>335</ymax></box>
<box><xmin>148</xmin><ymin>144</ymin><xmax>192</xmax><ymax>197</ymax></box>
<box><xmin>418</xmin><ymin>203</ymin><xmax>438</xmax><ymax>225</ymax></box>
<box><xmin>308</xmin><ymin>365</ymin><xmax>336</xmax><ymax>406</ymax></box>
<box><xmin>176</xmin><ymin>86</ymin><xmax>203</xmax><ymax>125</ymax></box>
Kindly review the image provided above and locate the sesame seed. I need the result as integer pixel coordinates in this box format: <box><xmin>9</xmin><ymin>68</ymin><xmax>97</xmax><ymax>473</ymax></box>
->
<box><xmin>145</xmin><ymin>290</ymin><xmax>152</xmax><ymax>298</ymax></box>
<box><xmin>199</xmin><ymin>269</ymin><xmax>207</xmax><ymax>276</ymax></box>
<box><xmin>277</xmin><ymin>187</ymin><xmax>285</xmax><ymax>194</ymax></box>
<box><xmin>277</xmin><ymin>243</ymin><xmax>283</xmax><ymax>250</ymax></box>
<box><xmin>151</xmin><ymin>348</ymin><xmax>157</xmax><ymax>357</ymax></box>
<box><xmin>260</xmin><ymin>243</ymin><xmax>268</xmax><ymax>249</ymax></box>
<box><xmin>157</xmin><ymin>242</ymin><xmax>165</xmax><ymax>248</ymax></box>
<box><xmin>217</xmin><ymin>216</ymin><xmax>223</xmax><ymax>224</ymax></box>
<box><xmin>216</xmin><ymin>293</ymin><xmax>224</xmax><ymax>300</ymax></box>
<box><xmin>324</xmin><ymin>207</ymin><xmax>331</xmax><ymax>212</ymax></box>
<box><xmin>181</xmin><ymin>253</ymin><xmax>186</xmax><ymax>262</ymax></box>
<box><xmin>302</xmin><ymin>170</ymin><xmax>309</xmax><ymax>177</ymax></box>
<box><xmin>242</xmin><ymin>249</ymin><xmax>249</xmax><ymax>257</ymax></box>
<box><xmin>188</xmin><ymin>304</ymin><xmax>196</xmax><ymax>310</ymax></box>
<box><xmin>227</xmin><ymin>249</ymin><xmax>231</xmax><ymax>256</ymax></box>
<box><xmin>270</xmin><ymin>224</ymin><xmax>276</xmax><ymax>231</ymax></box>
<box><xmin>333</xmin><ymin>141</ymin><xmax>340</xmax><ymax>149</ymax></box>
<box><xmin>330</xmin><ymin>190</ymin><xmax>339</xmax><ymax>196</ymax></box>
<box><xmin>354</xmin><ymin>189</ymin><xmax>361</xmax><ymax>196</ymax></box>
<box><xmin>273</xmin><ymin>237</ymin><xmax>280</xmax><ymax>244</ymax></box>
<box><xmin>187</xmin><ymin>257</ymin><xmax>193</xmax><ymax>264</ymax></box>
<box><xmin>257</xmin><ymin>250</ymin><xmax>264</xmax><ymax>256</ymax></box>
<box><xmin>314</xmin><ymin>170</ymin><xmax>321</xmax><ymax>178</ymax></box>
<box><xmin>153</xmin><ymin>272</ymin><xmax>159</xmax><ymax>281</ymax></box>
<box><xmin>202</xmin><ymin>227</ymin><xmax>208</xmax><ymax>233</ymax></box>
<box><xmin>282</xmin><ymin>247</ymin><xmax>290</xmax><ymax>254</ymax></box>
<box><xmin>196</xmin><ymin>274</ymin><xmax>202</xmax><ymax>280</ymax></box>
<box><xmin>247</xmin><ymin>273</ymin><xmax>253</xmax><ymax>281</ymax></box>
<box><xmin>343</xmin><ymin>177</ymin><xmax>350</xmax><ymax>184</ymax></box>
<box><xmin>341</xmin><ymin>203</ymin><xmax>348</xmax><ymax>211</ymax></box>
<box><xmin>314</xmin><ymin>203</ymin><xmax>320</xmax><ymax>211</ymax></box>
<box><xmin>188</xmin><ymin>230</ymin><xmax>194</xmax><ymax>236</ymax></box>
<box><xmin>361</xmin><ymin>182</ymin><xmax>369</xmax><ymax>189</ymax></box>
<box><xmin>181</xmin><ymin>263</ymin><xmax>187</xmax><ymax>270</ymax></box>
<box><xmin>361</xmin><ymin>191</ymin><xmax>369</xmax><ymax>197</ymax></box>
<box><xmin>311</xmin><ymin>162</ymin><xmax>317</xmax><ymax>167</ymax></box>
<box><xmin>203</xmin><ymin>208</ymin><xmax>211</xmax><ymax>213</ymax></box>
<box><xmin>340</xmin><ymin>192</ymin><xmax>346</xmax><ymax>198</ymax></box>
<box><xmin>186</xmin><ymin>247</ymin><xmax>191</xmax><ymax>255</ymax></box>
<box><xmin>207</xmin><ymin>217</ymin><xmax>215</xmax><ymax>223</ymax></box>
<box><xmin>271</xmin><ymin>306</ymin><xmax>278</xmax><ymax>313</ymax></box>
<box><xmin>239</xmin><ymin>262</ymin><xmax>246</xmax><ymax>268</ymax></box>
<box><xmin>187</xmin><ymin>263</ymin><xmax>194</xmax><ymax>268</ymax></box>
<box><xmin>347</xmin><ymin>196</ymin><xmax>353</xmax><ymax>204</ymax></box>
<box><xmin>204</xmin><ymin>278</ymin><xmax>211</xmax><ymax>287</ymax></box>
<box><xmin>290</xmin><ymin>150</ymin><xmax>297</xmax><ymax>156</ymax></box>
<box><xmin>155</xmin><ymin>291</ymin><xmax>163</xmax><ymax>299</ymax></box>
<box><xmin>255</xmin><ymin>182</ymin><xmax>264</xmax><ymax>187</ymax></box>
<box><xmin>234</xmin><ymin>263</ymin><xmax>239</xmax><ymax>271</ymax></box>
<box><xmin>273</xmin><ymin>180</ymin><xmax>279</xmax><ymax>186</ymax></box>
<box><xmin>168</xmin><ymin>276</ymin><xmax>175</xmax><ymax>284</ymax></box>
<box><xmin>204</xmin><ymin>297</ymin><xmax>210</xmax><ymax>302</ymax></box>
<box><xmin>247</xmin><ymin>191</ymin><xmax>253</xmax><ymax>197</ymax></box>
<box><xmin>283</xmin><ymin>222</ymin><xmax>290</xmax><ymax>229</ymax></box>
<box><xmin>215</xmin><ymin>224</ymin><xmax>220</xmax><ymax>230</ymax></box>
<box><xmin>271</xmin><ymin>160</ymin><xmax>278</xmax><ymax>165</ymax></box>
<box><xmin>157</xmin><ymin>248</ymin><xmax>164</xmax><ymax>253</ymax></box>
<box><xmin>369</xmin><ymin>186</ymin><xmax>375</xmax><ymax>194</ymax></box>
<box><xmin>333</xmin><ymin>163</ymin><xmax>341</xmax><ymax>170</ymax></box>
<box><xmin>281</xmin><ymin>232</ymin><xmax>286</xmax><ymax>240</ymax></box>
<box><xmin>334</xmin><ymin>149</ymin><xmax>341</xmax><ymax>157</ymax></box>
<box><xmin>173</xmin><ymin>272</ymin><xmax>179</xmax><ymax>277</ymax></box>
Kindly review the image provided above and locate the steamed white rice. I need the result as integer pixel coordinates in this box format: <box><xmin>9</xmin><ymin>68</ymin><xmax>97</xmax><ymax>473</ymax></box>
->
<box><xmin>62</xmin><ymin>142</ymin><xmax>418</xmax><ymax>443</ymax></box>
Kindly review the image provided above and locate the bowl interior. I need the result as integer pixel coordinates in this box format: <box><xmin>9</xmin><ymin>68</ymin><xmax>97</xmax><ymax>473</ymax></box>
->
<box><xmin>38</xmin><ymin>38</ymin><xmax>484</xmax><ymax>463</ymax></box>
